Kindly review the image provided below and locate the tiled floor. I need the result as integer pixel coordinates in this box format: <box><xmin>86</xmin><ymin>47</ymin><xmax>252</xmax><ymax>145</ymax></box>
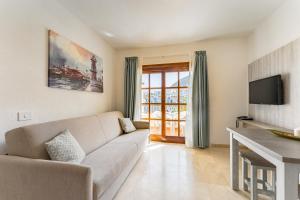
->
<box><xmin>114</xmin><ymin>143</ymin><xmax>251</xmax><ymax>200</ymax></box>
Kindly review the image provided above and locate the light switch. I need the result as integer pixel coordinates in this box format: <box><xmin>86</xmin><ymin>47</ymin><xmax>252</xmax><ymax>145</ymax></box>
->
<box><xmin>18</xmin><ymin>111</ymin><xmax>32</xmax><ymax>121</ymax></box>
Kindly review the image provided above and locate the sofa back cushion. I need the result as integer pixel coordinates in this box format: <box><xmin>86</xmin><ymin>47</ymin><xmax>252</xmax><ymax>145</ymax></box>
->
<box><xmin>5</xmin><ymin>115</ymin><xmax>108</xmax><ymax>159</ymax></box>
<box><xmin>96</xmin><ymin>111</ymin><xmax>124</xmax><ymax>142</ymax></box>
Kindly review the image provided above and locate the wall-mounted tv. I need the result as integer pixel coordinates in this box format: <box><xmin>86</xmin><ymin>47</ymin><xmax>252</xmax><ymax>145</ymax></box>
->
<box><xmin>249</xmin><ymin>75</ymin><xmax>283</xmax><ymax>105</ymax></box>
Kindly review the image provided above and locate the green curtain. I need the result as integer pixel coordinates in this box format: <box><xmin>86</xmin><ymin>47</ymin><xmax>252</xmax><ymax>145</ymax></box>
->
<box><xmin>192</xmin><ymin>51</ymin><xmax>209</xmax><ymax>148</ymax></box>
<box><xmin>124</xmin><ymin>57</ymin><xmax>138</xmax><ymax>120</ymax></box>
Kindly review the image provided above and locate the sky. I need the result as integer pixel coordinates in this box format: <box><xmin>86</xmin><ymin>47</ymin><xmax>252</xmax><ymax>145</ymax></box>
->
<box><xmin>49</xmin><ymin>30</ymin><xmax>103</xmax><ymax>77</ymax></box>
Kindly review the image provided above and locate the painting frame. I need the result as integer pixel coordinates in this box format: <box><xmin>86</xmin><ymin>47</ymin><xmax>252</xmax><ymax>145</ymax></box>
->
<box><xmin>48</xmin><ymin>30</ymin><xmax>103</xmax><ymax>93</ymax></box>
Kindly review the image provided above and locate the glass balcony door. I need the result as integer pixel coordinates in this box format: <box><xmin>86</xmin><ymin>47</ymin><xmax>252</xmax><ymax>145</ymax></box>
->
<box><xmin>141</xmin><ymin>62</ymin><xmax>189</xmax><ymax>143</ymax></box>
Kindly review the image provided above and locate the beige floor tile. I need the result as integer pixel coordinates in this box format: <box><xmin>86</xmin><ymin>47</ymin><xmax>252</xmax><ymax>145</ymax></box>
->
<box><xmin>115</xmin><ymin>142</ymin><xmax>256</xmax><ymax>200</ymax></box>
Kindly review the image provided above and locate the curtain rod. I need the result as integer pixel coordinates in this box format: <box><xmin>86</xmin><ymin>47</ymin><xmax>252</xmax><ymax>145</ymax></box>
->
<box><xmin>142</xmin><ymin>53</ymin><xmax>190</xmax><ymax>59</ymax></box>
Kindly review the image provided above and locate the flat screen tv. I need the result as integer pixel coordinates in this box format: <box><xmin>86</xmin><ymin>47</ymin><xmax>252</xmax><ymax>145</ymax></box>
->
<box><xmin>249</xmin><ymin>75</ymin><xmax>283</xmax><ymax>105</ymax></box>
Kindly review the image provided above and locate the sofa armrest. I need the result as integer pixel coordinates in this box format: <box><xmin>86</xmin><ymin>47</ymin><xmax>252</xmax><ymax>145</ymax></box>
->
<box><xmin>133</xmin><ymin>121</ymin><xmax>150</xmax><ymax>129</ymax></box>
<box><xmin>0</xmin><ymin>155</ymin><xmax>93</xmax><ymax>200</ymax></box>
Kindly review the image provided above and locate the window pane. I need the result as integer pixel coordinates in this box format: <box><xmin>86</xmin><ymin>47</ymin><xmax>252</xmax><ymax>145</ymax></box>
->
<box><xmin>166</xmin><ymin>121</ymin><xmax>178</xmax><ymax>136</ymax></box>
<box><xmin>179</xmin><ymin>122</ymin><xmax>186</xmax><ymax>137</ymax></box>
<box><xmin>166</xmin><ymin>105</ymin><xmax>178</xmax><ymax>120</ymax></box>
<box><xmin>166</xmin><ymin>89</ymin><xmax>178</xmax><ymax>103</ymax></box>
<box><xmin>179</xmin><ymin>71</ymin><xmax>190</xmax><ymax>87</ymax></box>
<box><xmin>141</xmin><ymin>89</ymin><xmax>149</xmax><ymax>103</ymax></box>
<box><xmin>150</xmin><ymin>73</ymin><xmax>161</xmax><ymax>88</ymax></box>
<box><xmin>150</xmin><ymin>89</ymin><xmax>161</xmax><ymax>103</ymax></box>
<box><xmin>166</xmin><ymin>72</ymin><xmax>178</xmax><ymax>87</ymax></box>
<box><xmin>150</xmin><ymin>104</ymin><xmax>161</xmax><ymax>119</ymax></box>
<box><xmin>141</xmin><ymin>105</ymin><xmax>149</xmax><ymax>119</ymax></box>
<box><xmin>150</xmin><ymin>120</ymin><xmax>162</xmax><ymax>135</ymax></box>
<box><xmin>142</xmin><ymin>74</ymin><xmax>149</xmax><ymax>88</ymax></box>
<box><xmin>180</xmin><ymin>105</ymin><xmax>187</xmax><ymax>120</ymax></box>
<box><xmin>180</xmin><ymin>88</ymin><xmax>188</xmax><ymax>103</ymax></box>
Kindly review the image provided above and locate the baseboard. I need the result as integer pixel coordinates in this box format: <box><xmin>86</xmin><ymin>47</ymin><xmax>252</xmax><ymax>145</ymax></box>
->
<box><xmin>210</xmin><ymin>144</ymin><xmax>229</xmax><ymax>148</ymax></box>
<box><xmin>211</xmin><ymin>144</ymin><xmax>248</xmax><ymax>149</ymax></box>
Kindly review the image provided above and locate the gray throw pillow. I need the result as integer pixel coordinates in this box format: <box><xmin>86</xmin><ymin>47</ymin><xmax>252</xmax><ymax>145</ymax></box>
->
<box><xmin>45</xmin><ymin>129</ymin><xmax>85</xmax><ymax>163</ymax></box>
<box><xmin>119</xmin><ymin>118</ymin><xmax>136</xmax><ymax>133</ymax></box>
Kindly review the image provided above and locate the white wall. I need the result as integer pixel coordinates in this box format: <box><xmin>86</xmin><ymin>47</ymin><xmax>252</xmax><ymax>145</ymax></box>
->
<box><xmin>115</xmin><ymin>37</ymin><xmax>248</xmax><ymax>145</ymax></box>
<box><xmin>0</xmin><ymin>0</ymin><xmax>116</xmax><ymax>153</ymax></box>
<box><xmin>247</xmin><ymin>0</ymin><xmax>300</xmax><ymax>126</ymax></box>
<box><xmin>248</xmin><ymin>40</ymin><xmax>300</xmax><ymax>130</ymax></box>
<box><xmin>248</xmin><ymin>0</ymin><xmax>300</xmax><ymax>63</ymax></box>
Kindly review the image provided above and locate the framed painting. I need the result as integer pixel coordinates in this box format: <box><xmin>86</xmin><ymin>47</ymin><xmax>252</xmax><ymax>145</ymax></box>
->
<box><xmin>48</xmin><ymin>30</ymin><xmax>103</xmax><ymax>93</ymax></box>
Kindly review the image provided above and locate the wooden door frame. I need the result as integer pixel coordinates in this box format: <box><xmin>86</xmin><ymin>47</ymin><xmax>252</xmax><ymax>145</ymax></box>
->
<box><xmin>142</xmin><ymin>62</ymin><xmax>189</xmax><ymax>144</ymax></box>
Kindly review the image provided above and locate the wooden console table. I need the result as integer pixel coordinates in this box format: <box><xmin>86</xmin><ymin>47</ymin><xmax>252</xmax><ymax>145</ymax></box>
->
<box><xmin>227</xmin><ymin>127</ymin><xmax>300</xmax><ymax>200</ymax></box>
<box><xmin>238</xmin><ymin>120</ymin><xmax>292</xmax><ymax>132</ymax></box>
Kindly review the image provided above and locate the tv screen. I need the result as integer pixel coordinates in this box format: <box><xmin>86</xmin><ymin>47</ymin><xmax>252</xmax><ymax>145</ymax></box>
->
<box><xmin>249</xmin><ymin>75</ymin><xmax>283</xmax><ymax>105</ymax></box>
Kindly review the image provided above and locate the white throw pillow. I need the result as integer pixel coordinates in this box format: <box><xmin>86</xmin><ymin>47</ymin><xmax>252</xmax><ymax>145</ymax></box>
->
<box><xmin>119</xmin><ymin>118</ymin><xmax>136</xmax><ymax>133</ymax></box>
<box><xmin>45</xmin><ymin>129</ymin><xmax>85</xmax><ymax>163</ymax></box>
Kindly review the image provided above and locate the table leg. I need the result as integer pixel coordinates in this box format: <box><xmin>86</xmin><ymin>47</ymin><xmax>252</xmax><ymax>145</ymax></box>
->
<box><xmin>230</xmin><ymin>132</ymin><xmax>239</xmax><ymax>190</ymax></box>
<box><xmin>276</xmin><ymin>162</ymin><xmax>299</xmax><ymax>200</ymax></box>
<box><xmin>242</xmin><ymin>157</ymin><xmax>248</xmax><ymax>191</ymax></box>
<box><xmin>250</xmin><ymin>165</ymin><xmax>258</xmax><ymax>200</ymax></box>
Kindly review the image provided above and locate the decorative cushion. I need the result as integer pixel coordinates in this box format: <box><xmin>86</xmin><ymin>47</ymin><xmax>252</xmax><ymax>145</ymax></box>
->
<box><xmin>45</xmin><ymin>129</ymin><xmax>86</xmax><ymax>163</ymax></box>
<box><xmin>119</xmin><ymin>118</ymin><xmax>136</xmax><ymax>133</ymax></box>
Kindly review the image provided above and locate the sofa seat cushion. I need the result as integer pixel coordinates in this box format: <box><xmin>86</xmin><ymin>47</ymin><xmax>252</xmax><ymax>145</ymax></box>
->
<box><xmin>82</xmin><ymin>142</ymin><xmax>138</xmax><ymax>199</ymax></box>
<box><xmin>110</xmin><ymin>129</ymin><xmax>149</xmax><ymax>152</ymax></box>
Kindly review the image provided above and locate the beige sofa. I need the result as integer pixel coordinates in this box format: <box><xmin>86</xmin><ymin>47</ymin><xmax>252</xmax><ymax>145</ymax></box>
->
<box><xmin>0</xmin><ymin>111</ymin><xmax>149</xmax><ymax>200</ymax></box>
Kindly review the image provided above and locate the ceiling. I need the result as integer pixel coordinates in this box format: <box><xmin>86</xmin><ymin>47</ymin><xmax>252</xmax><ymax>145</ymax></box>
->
<box><xmin>57</xmin><ymin>0</ymin><xmax>285</xmax><ymax>49</ymax></box>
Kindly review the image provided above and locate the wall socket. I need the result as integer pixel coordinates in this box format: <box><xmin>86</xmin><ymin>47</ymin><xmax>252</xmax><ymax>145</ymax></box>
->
<box><xmin>18</xmin><ymin>111</ymin><xmax>32</xmax><ymax>121</ymax></box>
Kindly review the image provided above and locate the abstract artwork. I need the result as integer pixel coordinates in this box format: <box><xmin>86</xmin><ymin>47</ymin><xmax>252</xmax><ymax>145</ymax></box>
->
<box><xmin>48</xmin><ymin>30</ymin><xmax>103</xmax><ymax>93</ymax></box>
